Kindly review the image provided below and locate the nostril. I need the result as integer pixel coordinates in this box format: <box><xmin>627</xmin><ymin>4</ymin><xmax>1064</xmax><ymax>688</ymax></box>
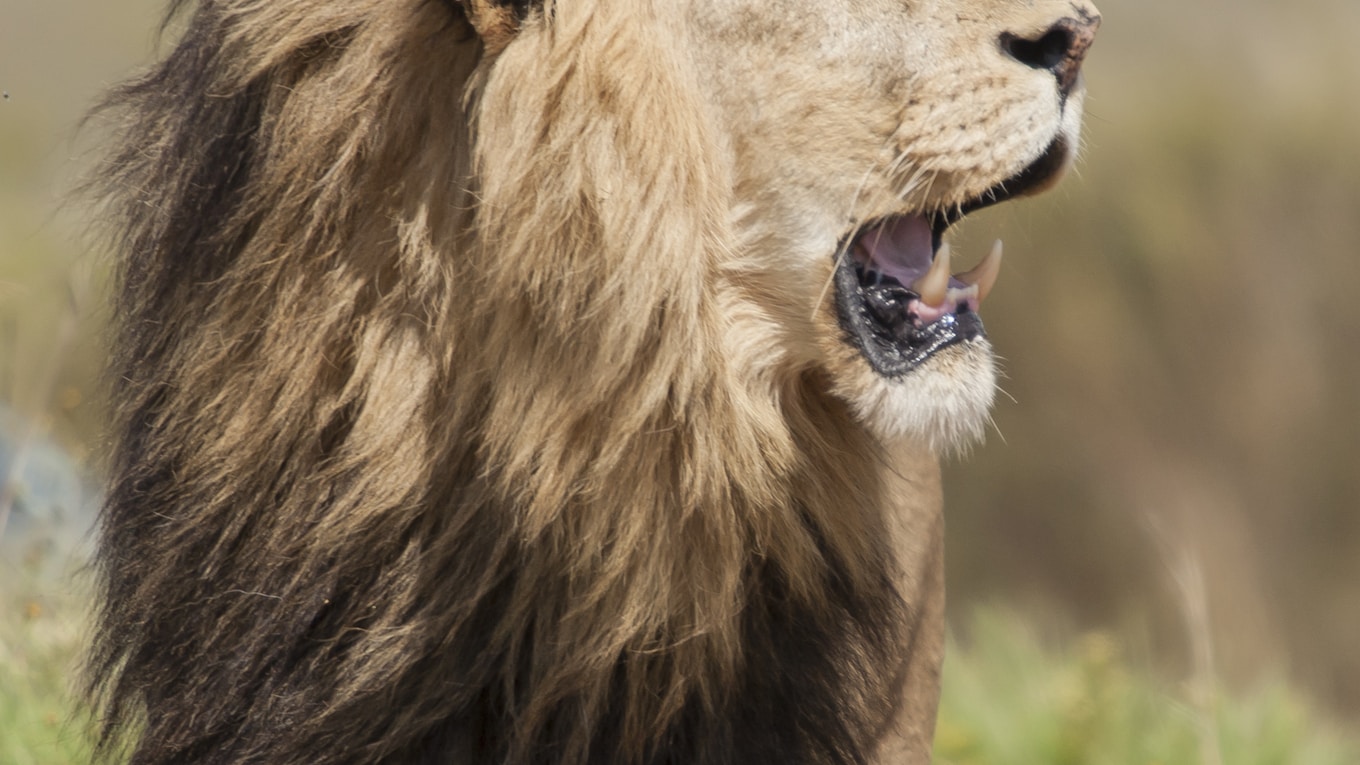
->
<box><xmin>1000</xmin><ymin>15</ymin><xmax>1100</xmax><ymax>97</ymax></box>
<box><xmin>1001</xmin><ymin>27</ymin><xmax>1072</xmax><ymax>73</ymax></box>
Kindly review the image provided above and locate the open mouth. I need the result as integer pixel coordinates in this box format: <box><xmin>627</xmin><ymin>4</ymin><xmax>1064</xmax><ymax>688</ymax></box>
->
<box><xmin>834</xmin><ymin>137</ymin><xmax>1071</xmax><ymax>377</ymax></box>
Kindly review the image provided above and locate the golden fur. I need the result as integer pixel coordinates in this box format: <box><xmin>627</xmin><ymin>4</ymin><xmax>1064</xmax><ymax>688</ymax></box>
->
<box><xmin>88</xmin><ymin>0</ymin><xmax>1097</xmax><ymax>762</ymax></box>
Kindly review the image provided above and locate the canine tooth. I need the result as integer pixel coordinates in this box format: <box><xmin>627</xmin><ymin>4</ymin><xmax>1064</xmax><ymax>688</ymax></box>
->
<box><xmin>956</xmin><ymin>239</ymin><xmax>1003</xmax><ymax>303</ymax></box>
<box><xmin>912</xmin><ymin>242</ymin><xmax>951</xmax><ymax>307</ymax></box>
<box><xmin>946</xmin><ymin>284</ymin><xmax>980</xmax><ymax>304</ymax></box>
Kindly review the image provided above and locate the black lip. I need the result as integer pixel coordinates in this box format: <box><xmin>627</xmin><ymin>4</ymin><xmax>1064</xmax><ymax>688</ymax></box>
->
<box><xmin>833</xmin><ymin>137</ymin><xmax>1069</xmax><ymax>377</ymax></box>
<box><xmin>833</xmin><ymin>259</ymin><xmax>985</xmax><ymax>378</ymax></box>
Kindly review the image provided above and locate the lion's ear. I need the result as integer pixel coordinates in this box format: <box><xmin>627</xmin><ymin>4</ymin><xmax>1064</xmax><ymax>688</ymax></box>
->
<box><xmin>457</xmin><ymin>0</ymin><xmax>529</xmax><ymax>55</ymax></box>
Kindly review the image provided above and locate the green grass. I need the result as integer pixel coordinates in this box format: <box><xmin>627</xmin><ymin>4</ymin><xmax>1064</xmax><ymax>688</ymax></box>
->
<box><xmin>2</xmin><ymin>579</ymin><xmax>1354</xmax><ymax>765</ymax></box>
<box><xmin>0</xmin><ymin>565</ymin><xmax>93</xmax><ymax>765</ymax></box>
<box><xmin>934</xmin><ymin>609</ymin><xmax>1359</xmax><ymax>765</ymax></box>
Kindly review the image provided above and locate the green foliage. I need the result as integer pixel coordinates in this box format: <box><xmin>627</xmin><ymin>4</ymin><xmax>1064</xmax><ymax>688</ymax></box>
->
<box><xmin>935</xmin><ymin>609</ymin><xmax>1359</xmax><ymax>765</ymax></box>
<box><xmin>0</xmin><ymin>566</ymin><xmax>93</xmax><ymax>765</ymax></box>
<box><xmin>3</xmin><ymin>586</ymin><xmax>1355</xmax><ymax>764</ymax></box>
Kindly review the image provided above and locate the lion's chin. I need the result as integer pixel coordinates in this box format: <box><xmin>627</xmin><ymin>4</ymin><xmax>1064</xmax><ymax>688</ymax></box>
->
<box><xmin>838</xmin><ymin>340</ymin><xmax>997</xmax><ymax>453</ymax></box>
<box><xmin>824</xmin><ymin>137</ymin><xmax>1080</xmax><ymax>451</ymax></box>
<box><xmin>828</xmin><ymin>221</ymin><xmax>999</xmax><ymax>452</ymax></box>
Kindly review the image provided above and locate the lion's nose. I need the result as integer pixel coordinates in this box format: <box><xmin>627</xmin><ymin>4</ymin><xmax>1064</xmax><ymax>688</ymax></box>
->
<box><xmin>1001</xmin><ymin>12</ymin><xmax>1101</xmax><ymax>97</ymax></box>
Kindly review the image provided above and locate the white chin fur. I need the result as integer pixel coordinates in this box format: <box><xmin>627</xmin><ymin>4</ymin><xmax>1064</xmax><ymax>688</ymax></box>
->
<box><xmin>849</xmin><ymin>340</ymin><xmax>997</xmax><ymax>454</ymax></box>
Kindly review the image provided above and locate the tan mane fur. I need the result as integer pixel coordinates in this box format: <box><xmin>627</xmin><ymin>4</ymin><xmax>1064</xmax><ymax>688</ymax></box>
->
<box><xmin>90</xmin><ymin>1</ymin><xmax>914</xmax><ymax>762</ymax></box>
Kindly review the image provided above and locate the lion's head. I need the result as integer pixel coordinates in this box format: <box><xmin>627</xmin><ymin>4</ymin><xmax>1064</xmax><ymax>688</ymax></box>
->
<box><xmin>89</xmin><ymin>1</ymin><xmax>1097</xmax><ymax>763</ymax></box>
<box><xmin>473</xmin><ymin>0</ymin><xmax>1097</xmax><ymax>451</ymax></box>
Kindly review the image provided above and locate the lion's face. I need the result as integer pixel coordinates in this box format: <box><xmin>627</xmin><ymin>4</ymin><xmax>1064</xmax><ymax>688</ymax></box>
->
<box><xmin>689</xmin><ymin>0</ymin><xmax>1099</xmax><ymax>450</ymax></box>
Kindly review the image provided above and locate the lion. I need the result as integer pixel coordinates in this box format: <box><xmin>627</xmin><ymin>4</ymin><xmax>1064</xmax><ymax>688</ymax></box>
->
<box><xmin>86</xmin><ymin>0</ymin><xmax>1098</xmax><ymax>763</ymax></box>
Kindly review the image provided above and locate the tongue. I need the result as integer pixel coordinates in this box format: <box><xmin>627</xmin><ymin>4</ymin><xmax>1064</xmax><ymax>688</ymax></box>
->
<box><xmin>851</xmin><ymin>216</ymin><xmax>1004</xmax><ymax>327</ymax></box>
<box><xmin>852</xmin><ymin>215</ymin><xmax>934</xmax><ymax>287</ymax></box>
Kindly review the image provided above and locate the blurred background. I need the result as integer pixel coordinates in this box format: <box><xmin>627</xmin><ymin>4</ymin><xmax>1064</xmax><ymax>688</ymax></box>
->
<box><xmin>943</xmin><ymin>0</ymin><xmax>1360</xmax><ymax>723</ymax></box>
<box><xmin>1</xmin><ymin>0</ymin><xmax>1357</xmax><ymax>760</ymax></box>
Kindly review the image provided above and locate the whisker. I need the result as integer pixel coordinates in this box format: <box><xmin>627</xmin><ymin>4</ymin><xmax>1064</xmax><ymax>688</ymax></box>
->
<box><xmin>813</xmin><ymin>157</ymin><xmax>882</xmax><ymax>321</ymax></box>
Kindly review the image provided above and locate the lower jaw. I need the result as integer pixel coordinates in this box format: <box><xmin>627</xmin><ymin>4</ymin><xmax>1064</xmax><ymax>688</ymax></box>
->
<box><xmin>832</xmin><ymin>250</ymin><xmax>987</xmax><ymax>378</ymax></box>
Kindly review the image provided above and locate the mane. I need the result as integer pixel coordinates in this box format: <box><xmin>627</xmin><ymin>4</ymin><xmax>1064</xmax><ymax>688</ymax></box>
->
<box><xmin>88</xmin><ymin>1</ymin><xmax>910</xmax><ymax>762</ymax></box>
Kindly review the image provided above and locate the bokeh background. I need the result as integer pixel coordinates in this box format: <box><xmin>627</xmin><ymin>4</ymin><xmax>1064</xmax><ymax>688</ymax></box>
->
<box><xmin>943</xmin><ymin>0</ymin><xmax>1360</xmax><ymax>721</ymax></box>
<box><xmin>2</xmin><ymin>0</ymin><xmax>1358</xmax><ymax>760</ymax></box>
